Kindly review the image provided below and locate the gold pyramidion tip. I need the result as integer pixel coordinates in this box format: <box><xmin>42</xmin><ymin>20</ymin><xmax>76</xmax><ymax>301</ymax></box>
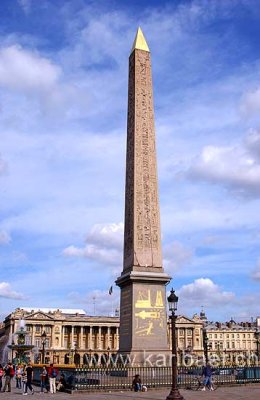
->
<box><xmin>131</xmin><ymin>27</ymin><xmax>150</xmax><ymax>54</ymax></box>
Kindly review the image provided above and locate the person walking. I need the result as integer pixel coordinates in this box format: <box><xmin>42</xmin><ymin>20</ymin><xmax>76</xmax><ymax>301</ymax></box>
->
<box><xmin>48</xmin><ymin>363</ymin><xmax>58</xmax><ymax>394</ymax></box>
<box><xmin>2</xmin><ymin>362</ymin><xmax>13</xmax><ymax>392</ymax></box>
<box><xmin>24</xmin><ymin>361</ymin><xmax>34</xmax><ymax>395</ymax></box>
<box><xmin>40</xmin><ymin>366</ymin><xmax>48</xmax><ymax>393</ymax></box>
<box><xmin>201</xmin><ymin>362</ymin><xmax>214</xmax><ymax>391</ymax></box>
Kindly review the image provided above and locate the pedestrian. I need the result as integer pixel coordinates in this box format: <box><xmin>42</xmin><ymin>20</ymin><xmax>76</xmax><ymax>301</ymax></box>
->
<box><xmin>201</xmin><ymin>362</ymin><xmax>214</xmax><ymax>391</ymax></box>
<box><xmin>22</xmin><ymin>364</ymin><xmax>27</xmax><ymax>395</ymax></box>
<box><xmin>15</xmin><ymin>364</ymin><xmax>22</xmax><ymax>389</ymax></box>
<box><xmin>40</xmin><ymin>366</ymin><xmax>48</xmax><ymax>393</ymax></box>
<box><xmin>2</xmin><ymin>362</ymin><xmax>14</xmax><ymax>392</ymax></box>
<box><xmin>48</xmin><ymin>363</ymin><xmax>59</xmax><ymax>394</ymax></box>
<box><xmin>132</xmin><ymin>374</ymin><xmax>142</xmax><ymax>392</ymax></box>
<box><xmin>0</xmin><ymin>364</ymin><xmax>4</xmax><ymax>391</ymax></box>
<box><xmin>24</xmin><ymin>361</ymin><xmax>34</xmax><ymax>395</ymax></box>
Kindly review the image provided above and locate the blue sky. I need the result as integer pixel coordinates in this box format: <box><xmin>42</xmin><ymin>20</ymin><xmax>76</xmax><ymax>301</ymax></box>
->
<box><xmin>0</xmin><ymin>0</ymin><xmax>260</xmax><ymax>322</ymax></box>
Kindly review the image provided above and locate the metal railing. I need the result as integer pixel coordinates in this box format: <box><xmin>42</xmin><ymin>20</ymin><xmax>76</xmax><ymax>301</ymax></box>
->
<box><xmin>32</xmin><ymin>365</ymin><xmax>260</xmax><ymax>391</ymax></box>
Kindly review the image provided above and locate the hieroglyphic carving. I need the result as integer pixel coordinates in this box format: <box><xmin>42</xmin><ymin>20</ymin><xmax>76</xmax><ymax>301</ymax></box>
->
<box><xmin>123</xmin><ymin>48</ymin><xmax>163</xmax><ymax>270</ymax></box>
<box><xmin>123</xmin><ymin>55</ymin><xmax>135</xmax><ymax>266</ymax></box>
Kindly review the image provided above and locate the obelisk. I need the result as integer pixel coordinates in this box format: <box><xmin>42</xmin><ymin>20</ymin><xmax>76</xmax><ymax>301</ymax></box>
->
<box><xmin>116</xmin><ymin>28</ymin><xmax>171</xmax><ymax>365</ymax></box>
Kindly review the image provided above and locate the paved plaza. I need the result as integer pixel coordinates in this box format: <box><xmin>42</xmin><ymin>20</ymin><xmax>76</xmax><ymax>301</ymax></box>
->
<box><xmin>1</xmin><ymin>385</ymin><xmax>260</xmax><ymax>400</ymax></box>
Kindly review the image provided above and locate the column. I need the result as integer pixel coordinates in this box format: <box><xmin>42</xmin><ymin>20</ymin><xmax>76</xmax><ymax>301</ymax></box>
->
<box><xmin>51</xmin><ymin>325</ymin><xmax>55</xmax><ymax>349</ymax></box>
<box><xmin>71</xmin><ymin>326</ymin><xmax>74</xmax><ymax>346</ymax></box>
<box><xmin>115</xmin><ymin>328</ymin><xmax>119</xmax><ymax>350</ymax></box>
<box><xmin>80</xmin><ymin>326</ymin><xmax>84</xmax><ymax>349</ymax></box>
<box><xmin>176</xmin><ymin>326</ymin><xmax>179</xmax><ymax>351</ymax></box>
<box><xmin>88</xmin><ymin>326</ymin><xmax>93</xmax><ymax>349</ymax></box>
<box><xmin>184</xmin><ymin>328</ymin><xmax>187</xmax><ymax>350</ymax></box>
<box><xmin>31</xmin><ymin>325</ymin><xmax>35</xmax><ymax>346</ymax></box>
<box><xmin>61</xmin><ymin>325</ymin><xmax>64</xmax><ymax>348</ymax></box>
<box><xmin>192</xmin><ymin>328</ymin><xmax>195</xmax><ymax>349</ymax></box>
<box><xmin>98</xmin><ymin>327</ymin><xmax>102</xmax><ymax>350</ymax></box>
<box><xmin>107</xmin><ymin>327</ymin><xmax>111</xmax><ymax>349</ymax></box>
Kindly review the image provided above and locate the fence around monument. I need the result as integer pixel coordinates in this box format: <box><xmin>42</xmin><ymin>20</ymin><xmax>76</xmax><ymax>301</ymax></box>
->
<box><xmin>32</xmin><ymin>365</ymin><xmax>260</xmax><ymax>391</ymax></box>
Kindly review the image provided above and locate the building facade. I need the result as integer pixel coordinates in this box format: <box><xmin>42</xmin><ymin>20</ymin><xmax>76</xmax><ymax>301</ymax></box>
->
<box><xmin>0</xmin><ymin>307</ymin><xmax>119</xmax><ymax>365</ymax></box>
<box><xmin>204</xmin><ymin>318</ymin><xmax>260</xmax><ymax>364</ymax></box>
<box><xmin>0</xmin><ymin>308</ymin><xmax>204</xmax><ymax>365</ymax></box>
<box><xmin>0</xmin><ymin>307</ymin><xmax>259</xmax><ymax>366</ymax></box>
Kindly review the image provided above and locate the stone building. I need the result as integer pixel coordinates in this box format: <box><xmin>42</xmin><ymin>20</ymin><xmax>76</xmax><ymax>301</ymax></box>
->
<box><xmin>0</xmin><ymin>307</ymin><xmax>119</xmax><ymax>365</ymax></box>
<box><xmin>0</xmin><ymin>307</ymin><xmax>259</xmax><ymax>366</ymax></box>
<box><xmin>173</xmin><ymin>315</ymin><xmax>205</xmax><ymax>364</ymax></box>
<box><xmin>0</xmin><ymin>307</ymin><xmax>204</xmax><ymax>365</ymax></box>
<box><xmin>204</xmin><ymin>318</ymin><xmax>260</xmax><ymax>364</ymax></box>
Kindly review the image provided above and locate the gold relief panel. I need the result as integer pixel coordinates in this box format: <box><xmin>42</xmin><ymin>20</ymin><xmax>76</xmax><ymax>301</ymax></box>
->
<box><xmin>134</xmin><ymin>287</ymin><xmax>165</xmax><ymax>337</ymax></box>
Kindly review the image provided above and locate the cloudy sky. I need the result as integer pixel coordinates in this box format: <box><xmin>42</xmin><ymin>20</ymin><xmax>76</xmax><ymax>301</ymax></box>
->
<box><xmin>0</xmin><ymin>0</ymin><xmax>259</xmax><ymax>322</ymax></box>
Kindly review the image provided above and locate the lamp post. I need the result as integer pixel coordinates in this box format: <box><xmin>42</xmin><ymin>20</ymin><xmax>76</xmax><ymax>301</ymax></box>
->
<box><xmin>202</xmin><ymin>327</ymin><xmax>209</xmax><ymax>363</ymax></box>
<box><xmin>41</xmin><ymin>331</ymin><xmax>47</xmax><ymax>364</ymax></box>
<box><xmin>166</xmin><ymin>289</ymin><xmax>185</xmax><ymax>400</ymax></box>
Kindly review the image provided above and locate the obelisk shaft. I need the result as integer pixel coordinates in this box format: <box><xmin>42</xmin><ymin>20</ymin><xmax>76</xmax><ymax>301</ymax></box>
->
<box><xmin>123</xmin><ymin>31</ymin><xmax>163</xmax><ymax>273</ymax></box>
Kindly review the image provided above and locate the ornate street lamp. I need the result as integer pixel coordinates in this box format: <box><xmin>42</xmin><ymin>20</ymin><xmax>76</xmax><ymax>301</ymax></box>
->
<box><xmin>166</xmin><ymin>289</ymin><xmax>185</xmax><ymax>400</ymax></box>
<box><xmin>202</xmin><ymin>327</ymin><xmax>209</xmax><ymax>363</ymax></box>
<box><xmin>41</xmin><ymin>330</ymin><xmax>47</xmax><ymax>364</ymax></box>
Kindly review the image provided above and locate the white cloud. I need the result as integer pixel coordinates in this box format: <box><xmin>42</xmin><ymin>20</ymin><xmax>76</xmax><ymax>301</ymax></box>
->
<box><xmin>0</xmin><ymin>45</ymin><xmax>61</xmax><ymax>93</ymax></box>
<box><xmin>186</xmin><ymin>130</ymin><xmax>260</xmax><ymax>198</ymax></box>
<box><xmin>63</xmin><ymin>222</ymin><xmax>123</xmax><ymax>267</ymax></box>
<box><xmin>87</xmin><ymin>223</ymin><xmax>123</xmax><ymax>250</ymax></box>
<box><xmin>178</xmin><ymin>278</ymin><xmax>235</xmax><ymax>307</ymax></box>
<box><xmin>0</xmin><ymin>282</ymin><xmax>26</xmax><ymax>300</ymax></box>
<box><xmin>63</xmin><ymin>244</ymin><xmax>121</xmax><ymax>265</ymax></box>
<box><xmin>0</xmin><ymin>230</ymin><xmax>11</xmax><ymax>245</ymax></box>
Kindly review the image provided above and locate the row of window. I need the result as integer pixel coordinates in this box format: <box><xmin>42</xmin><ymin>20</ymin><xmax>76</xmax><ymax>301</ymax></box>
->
<box><xmin>178</xmin><ymin>329</ymin><xmax>193</xmax><ymax>336</ymax></box>
<box><xmin>26</xmin><ymin>326</ymin><xmax>51</xmax><ymax>333</ymax></box>
<box><xmin>208</xmin><ymin>333</ymin><xmax>253</xmax><ymax>339</ymax></box>
<box><xmin>25</xmin><ymin>325</ymin><xmax>117</xmax><ymax>334</ymax></box>
<box><xmin>26</xmin><ymin>335</ymin><xmax>116</xmax><ymax>348</ymax></box>
<box><xmin>208</xmin><ymin>341</ymin><xmax>254</xmax><ymax>350</ymax></box>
